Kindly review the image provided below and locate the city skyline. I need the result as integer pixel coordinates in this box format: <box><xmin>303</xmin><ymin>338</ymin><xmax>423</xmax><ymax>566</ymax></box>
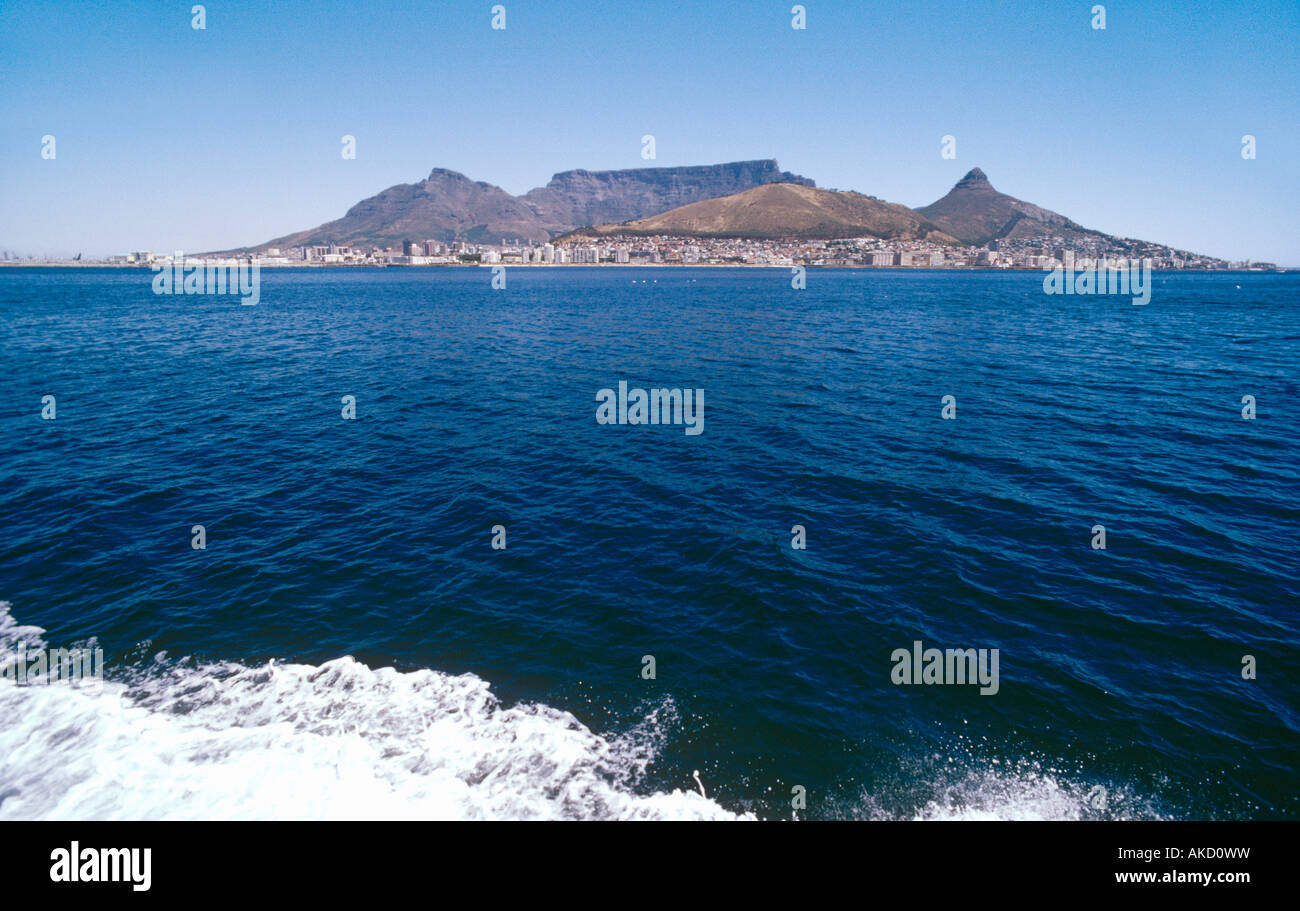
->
<box><xmin>2</xmin><ymin>0</ymin><xmax>1298</xmax><ymax>264</ymax></box>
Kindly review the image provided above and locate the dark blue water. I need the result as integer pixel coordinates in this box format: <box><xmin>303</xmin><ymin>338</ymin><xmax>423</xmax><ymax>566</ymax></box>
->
<box><xmin>1</xmin><ymin>266</ymin><xmax>1296</xmax><ymax>819</ymax></box>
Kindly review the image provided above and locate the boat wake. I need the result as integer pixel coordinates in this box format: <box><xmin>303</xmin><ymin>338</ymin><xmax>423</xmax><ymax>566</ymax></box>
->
<box><xmin>0</xmin><ymin>601</ymin><xmax>746</xmax><ymax>820</ymax></box>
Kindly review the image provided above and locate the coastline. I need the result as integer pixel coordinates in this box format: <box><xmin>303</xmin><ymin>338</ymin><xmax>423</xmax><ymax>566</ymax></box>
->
<box><xmin>0</xmin><ymin>262</ymin><xmax>1288</xmax><ymax>273</ymax></box>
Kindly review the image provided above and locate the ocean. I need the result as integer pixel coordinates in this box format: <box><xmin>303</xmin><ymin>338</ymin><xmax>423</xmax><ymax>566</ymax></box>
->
<box><xmin>1</xmin><ymin>265</ymin><xmax>1296</xmax><ymax>820</ymax></box>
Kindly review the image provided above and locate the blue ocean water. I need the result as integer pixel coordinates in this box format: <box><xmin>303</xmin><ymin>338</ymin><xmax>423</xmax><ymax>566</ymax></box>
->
<box><xmin>0</xmin><ymin>266</ymin><xmax>1296</xmax><ymax>820</ymax></box>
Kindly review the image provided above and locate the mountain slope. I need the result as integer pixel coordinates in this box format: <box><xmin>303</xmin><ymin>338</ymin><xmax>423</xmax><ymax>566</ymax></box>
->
<box><xmin>915</xmin><ymin>168</ymin><xmax>1102</xmax><ymax>246</ymax></box>
<box><xmin>255</xmin><ymin>169</ymin><xmax>551</xmax><ymax>250</ymax></box>
<box><xmin>571</xmin><ymin>183</ymin><xmax>959</xmax><ymax>242</ymax></box>
<box><xmin>521</xmin><ymin>159</ymin><xmax>814</xmax><ymax>234</ymax></box>
<box><xmin>232</xmin><ymin>159</ymin><xmax>816</xmax><ymax>252</ymax></box>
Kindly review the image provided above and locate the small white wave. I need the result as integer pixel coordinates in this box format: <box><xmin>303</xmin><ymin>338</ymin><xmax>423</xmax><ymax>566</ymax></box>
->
<box><xmin>908</xmin><ymin>767</ymin><xmax>1158</xmax><ymax>820</ymax></box>
<box><xmin>844</xmin><ymin>758</ymin><xmax>1166</xmax><ymax>821</ymax></box>
<box><xmin>0</xmin><ymin>602</ymin><xmax>747</xmax><ymax>821</ymax></box>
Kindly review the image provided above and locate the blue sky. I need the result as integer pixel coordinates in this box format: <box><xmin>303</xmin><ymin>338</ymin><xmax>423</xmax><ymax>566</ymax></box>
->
<box><xmin>2</xmin><ymin>0</ymin><xmax>1297</xmax><ymax>262</ymax></box>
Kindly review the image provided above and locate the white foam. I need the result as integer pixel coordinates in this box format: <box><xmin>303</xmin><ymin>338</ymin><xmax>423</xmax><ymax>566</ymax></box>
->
<box><xmin>845</xmin><ymin>759</ymin><xmax>1166</xmax><ymax>821</ymax></box>
<box><xmin>908</xmin><ymin>768</ymin><xmax>1153</xmax><ymax>820</ymax></box>
<box><xmin>0</xmin><ymin>602</ymin><xmax>747</xmax><ymax>821</ymax></box>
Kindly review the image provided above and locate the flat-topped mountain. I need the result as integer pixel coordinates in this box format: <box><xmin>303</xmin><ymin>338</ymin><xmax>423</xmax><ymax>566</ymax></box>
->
<box><xmin>233</xmin><ymin>159</ymin><xmax>815</xmax><ymax>252</ymax></box>
<box><xmin>569</xmin><ymin>182</ymin><xmax>959</xmax><ymax>242</ymax></box>
<box><xmin>521</xmin><ymin>160</ymin><xmax>814</xmax><ymax>235</ymax></box>
<box><xmin>220</xmin><ymin>161</ymin><xmax>1213</xmax><ymax>261</ymax></box>
<box><xmin>915</xmin><ymin>168</ymin><xmax>1103</xmax><ymax>246</ymax></box>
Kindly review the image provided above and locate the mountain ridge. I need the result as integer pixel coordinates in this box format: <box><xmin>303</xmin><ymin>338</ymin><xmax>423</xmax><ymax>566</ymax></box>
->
<box><xmin>566</xmin><ymin>183</ymin><xmax>959</xmax><ymax>243</ymax></box>
<box><xmin>520</xmin><ymin>160</ymin><xmax>813</xmax><ymax>235</ymax></box>
<box><xmin>229</xmin><ymin>159</ymin><xmax>815</xmax><ymax>253</ymax></box>
<box><xmin>218</xmin><ymin>162</ymin><xmax>1213</xmax><ymax>262</ymax></box>
<box><xmin>915</xmin><ymin>167</ymin><xmax>1102</xmax><ymax>246</ymax></box>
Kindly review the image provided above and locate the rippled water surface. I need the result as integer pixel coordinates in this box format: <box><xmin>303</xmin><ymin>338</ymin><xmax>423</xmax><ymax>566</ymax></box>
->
<box><xmin>1</xmin><ymin>266</ymin><xmax>1296</xmax><ymax>819</ymax></box>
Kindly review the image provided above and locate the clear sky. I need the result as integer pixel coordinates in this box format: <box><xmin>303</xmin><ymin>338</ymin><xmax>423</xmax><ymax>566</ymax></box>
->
<box><xmin>2</xmin><ymin>0</ymin><xmax>1297</xmax><ymax>262</ymax></box>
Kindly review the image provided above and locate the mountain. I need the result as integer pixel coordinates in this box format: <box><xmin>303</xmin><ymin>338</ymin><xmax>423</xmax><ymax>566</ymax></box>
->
<box><xmin>233</xmin><ymin>159</ymin><xmax>815</xmax><ymax>252</ymax></box>
<box><xmin>915</xmin><ymin>168</ymin><xmax>1103</xmax><ymax>246</ymax></box>
<box><xmin>225</xmin><ymin>161</ymin><xmax>1193</xmax><ymax>256</ymax></box>
<box><xmin>254</xmin><ymin>169</ymin><xmax>552</xmax><ymax>250</ymax></box>
<box><xmin>521</xmin><ymin>160</ymin><xmax>814</xmax><ymax>235</ymax></box>
<box><xmin>569</xmin><ymin>183</ymin><xmax>959</xmax><ymax>242</ymax></box>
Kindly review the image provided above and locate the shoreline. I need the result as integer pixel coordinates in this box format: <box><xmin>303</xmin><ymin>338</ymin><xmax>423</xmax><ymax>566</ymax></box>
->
<box><xmin>0</xmin><ymin>263</ymin><xmax>1289</xmax><ymax>273</ymax></box>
